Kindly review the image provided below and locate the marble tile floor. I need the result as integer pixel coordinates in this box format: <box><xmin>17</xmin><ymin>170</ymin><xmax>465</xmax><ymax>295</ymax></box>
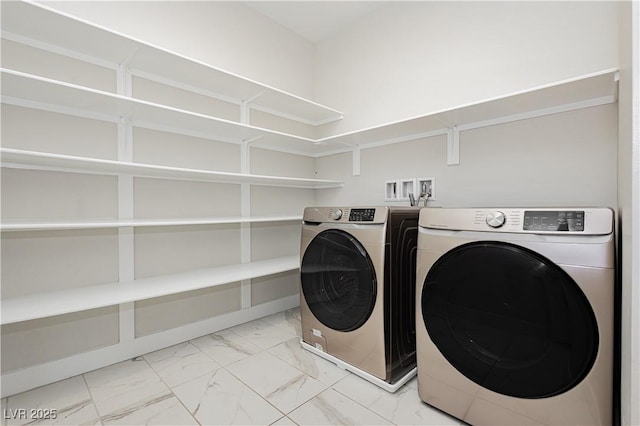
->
<box><xmin>1</xmin><ymin>308</ymin><xmax>463</xmax><ymax>426</ymax></box>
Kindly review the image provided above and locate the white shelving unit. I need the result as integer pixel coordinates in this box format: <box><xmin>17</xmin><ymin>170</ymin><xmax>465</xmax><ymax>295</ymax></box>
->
<box><xmin>318</xmin><ymin>69</ymin><xmax>620</xmax><ymax>162</ymax></box>
<box><xmin>0</xmin><ymin>0</ymin><xmax>343</xmax><ymax>126</ymax></box>
<box><xmin>1</xmin><ymin>69</ymin><xmax>333</xmax><ymax>155</ymax></box>
<box><xmin>0</xmin><ymin>148</ymin><xmax>343</xmax><ymax>189</ymax></box>
<box><xmin>0</xmin><ymin>2</ymin><xmax>620</xmax><ymax>158</ymax></box>
<box><xmin>0</xmin><ymin>1</ymin><xmax>343</xmax><ymax>330</ymax></box>
<box><xmin>1</xmin><ymin>256</ymin><xmax>300</xmax><ymax>325</ymax></box>
<box><xmin>0</xmin><ymin>216</ymin><xmax>303</xmax><ymax>232</ymax></box>
<box><xmin>0</xmin><ymin>0</ymin><xmax>619</xmax><ymax>322</ymax></box>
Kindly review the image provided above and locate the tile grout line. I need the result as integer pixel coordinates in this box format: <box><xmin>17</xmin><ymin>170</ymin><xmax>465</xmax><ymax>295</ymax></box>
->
<box><xmin>219</xmin><ymin>363</ymin><xmax>288</xmax><ymax>422</ymax></box>
<box><xmin>80</xmin><ymin>373</ymin><xmax>104</xmax><ymax>425</ymax></box>
<box><xmin>217</xmin><ymin>332</ymin><xmax>296</xmax><ymax>420</ymax></box>
<box><xmin>224</xmin><ymin>309</ymin><xmax>382</xmax><ymax>423</ymax></box>
<box><xmin>141</xmin><ymin>329</ymin><xmax>290</xmax><ymax>425</ymax></box>
<box><xmin>138</xmin><ymin>347</ymin><xmax>203</xmax><ymax>426</ymax></box>
<box><xmin>5</xmin><ymin>307</ymin><xmax>435</xmax><ymax>426</ymax></box>
<box><xmin>218</xmin><ymin>311</ymin><xmax>337</xmax><ymax>421</ymax></box>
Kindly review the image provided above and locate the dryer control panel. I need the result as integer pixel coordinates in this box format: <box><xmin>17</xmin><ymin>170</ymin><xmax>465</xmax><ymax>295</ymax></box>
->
<box><xmin>523</xmin><ymin>210</ymin><xmax>584</xmax><ymax>232</ymax></box>
<box><xmin>419</xmin><ymin>208</ymin><xmax>613</xmax><ymax>235</ymax></box>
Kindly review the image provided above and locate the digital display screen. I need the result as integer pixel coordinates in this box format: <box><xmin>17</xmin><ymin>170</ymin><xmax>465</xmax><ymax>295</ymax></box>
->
<box><xmin>523</xmin><ymin>211</ymin><xmax>584</xmax><ymax>232</ymax></box>
<box><xmin>349</xmin><ymin>208</ymin><xmax>376</xmax><ymax>221</ymax></box>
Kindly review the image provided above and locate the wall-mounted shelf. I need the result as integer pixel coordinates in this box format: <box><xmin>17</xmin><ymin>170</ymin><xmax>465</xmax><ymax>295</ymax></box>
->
<box><xmin>0</xmin><ymin>0</ymin><xmax>343</xmax><ymax>126</ymax></box>
<box><xmin>0</xmin><ymin>67</ymin><xmax>619</xmax><ymax>159</ymax></box>
<box><xmin>0</xmin><ymin>148</ymin><xmax>344</xmax><ymax>189</ymax></box>
<box><xmin>0</xmin><ymin>216</ymin><xmax>303</xmax><ymax>232</ymax></box>
<box><xmin>1</xmin><ymin>69</ymin><xmax>327</xmax><ymax>154</ymax></box>
<box><xmin>0</xmin><ymin>1</ymin><xmax>341</xmax><ymax>339</ymax></box>
<box><xmin>315</xmin><ymin>68</ymin><xmax>619</xmax><ymax>157</ymax></box>
<box><xmin>0</xmin><ymin>255</ymin><xmax>300</xmax><ymax>325</ymax></box>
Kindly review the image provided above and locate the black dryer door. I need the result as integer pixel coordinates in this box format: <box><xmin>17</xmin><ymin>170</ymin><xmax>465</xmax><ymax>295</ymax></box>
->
<box><xmin>421</xmin><ymin>241</ymin><xmax>598</xmax><ymax>399</ymax></box>
<box><xmin>301</xmin><ymin>229</ymin><xmax>377</xmax><ymax>332</ymax></box>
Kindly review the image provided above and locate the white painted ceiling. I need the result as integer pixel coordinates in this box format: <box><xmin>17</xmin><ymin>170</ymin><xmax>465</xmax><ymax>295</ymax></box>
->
<box><xmin>245</xmin><ymin>2</ymin><xmax>388</xmax><ymax>43</ymax></box>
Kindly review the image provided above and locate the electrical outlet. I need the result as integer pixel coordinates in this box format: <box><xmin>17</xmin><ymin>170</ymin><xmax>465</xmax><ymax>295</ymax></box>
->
<box><xmin>416</xmin><ymin>177</ymin><xmax>436</xmax><ymax>201</ymax></box>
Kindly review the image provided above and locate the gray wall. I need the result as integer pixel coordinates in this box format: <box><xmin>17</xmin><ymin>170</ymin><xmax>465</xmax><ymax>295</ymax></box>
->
<box><xmin>316</xmin><ymin>104</ymin><xmax>618</xmax><ymax>210</ymax></box>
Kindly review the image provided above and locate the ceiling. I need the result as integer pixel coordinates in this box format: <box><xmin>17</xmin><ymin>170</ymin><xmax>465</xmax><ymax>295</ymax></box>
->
<box><xmin>245</xmin><ymin>2</ymin><xmax>388</xmax><ymax>43</ymax></box>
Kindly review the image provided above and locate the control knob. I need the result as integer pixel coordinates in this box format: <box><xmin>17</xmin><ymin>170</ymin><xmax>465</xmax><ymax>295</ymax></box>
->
<box><xmin>486</xmin><ymin>211</ymin><xmax>506</xmax><ymax>228</ymax></box>
<box><xmin>332</xmin><ymin>209</ymin><xmax>343</xmax><ymax>220</ymax></box>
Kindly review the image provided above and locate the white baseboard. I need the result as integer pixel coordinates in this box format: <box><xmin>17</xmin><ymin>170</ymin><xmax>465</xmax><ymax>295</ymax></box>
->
<box><xmin>1</xmin><ymin>295</ymin><xmax>299</xmax><ymax>397</ymax></box>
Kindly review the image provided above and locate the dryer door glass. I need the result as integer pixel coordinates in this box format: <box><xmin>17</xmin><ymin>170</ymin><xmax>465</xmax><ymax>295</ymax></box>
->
<box><xmin>421</xmin><ymin>241</ymin><xmax>598</xmax><ymax>399</ymax></box>
<box><xmin>301</xmin><ymin>229</ymin><xmax>377</xmax><ymax>331</ymax></box>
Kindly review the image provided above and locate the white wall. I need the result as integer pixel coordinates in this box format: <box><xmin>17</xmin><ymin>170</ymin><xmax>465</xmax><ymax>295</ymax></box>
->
<box><xmin>617</xmin><ymin>2</ymin><xmax>640</xmax><ymax>425</ymax></box>
<box><xmin>40</xmin><ymin>1</ymin><xmax>315</xmax><ymax>99</ymax></box>
<box><xmin>313</xmin><ymin>1</ymin><xmax>619</xmax><ymax>209</ymax></box>
<box><xmin>314</xmin><ymin>1</ymin><xmax>619</xmax><ymax>136</ymax></box>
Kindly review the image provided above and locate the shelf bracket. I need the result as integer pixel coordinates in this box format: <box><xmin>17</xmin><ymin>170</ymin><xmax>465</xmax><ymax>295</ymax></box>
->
<box><xmin>352</xmin><ymin>146</ymin><xmax>361</xmax><ymax>176</ymax></box>
<box><xmin>244</xmin><ymin>92</ymin><xmax>265</xmax><ymax>105</ymax></box>
<box><xmin>240</xmin><ymin>100</ymin><xmax>251</xmax><ymax>125</ymax></box>
<box><xmin>243</xmin><ymin>135</ymin><xmax>263</xmax><ymax>145</ymax></box>
<box><xmin>116</xmin><ymin>50</ymin><xmax>137</xmax><ymax>96</ymax></box>
<box><xmin>612</xmin><ymin>71</ymin><xmax>620</xmax><ymax>103</ymax></box>
<box><xmin>240</xmin><ymin>92</ymin><xmax>265</xmax><ymax>125</ymax></box>
<box><xmin>447</xmin><ymin>126</ymin><xmax>460</xmax><ymax>166</ymax></box>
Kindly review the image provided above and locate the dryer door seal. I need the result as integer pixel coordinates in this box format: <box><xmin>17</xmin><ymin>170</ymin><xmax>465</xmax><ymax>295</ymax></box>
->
<box><xmin>301</xmin><ymin>229</ymin><xmax>377</xmax><ymax>332</ymax></box>
<box><xmin>421</xmin><ymin>241</ymin><xmax>598</xmax><ymax>399</ymax></box>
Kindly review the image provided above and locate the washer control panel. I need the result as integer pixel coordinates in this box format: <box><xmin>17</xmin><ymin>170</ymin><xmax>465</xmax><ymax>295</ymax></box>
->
<box><xmin>348</xmin><ymin>208</ymin><xmax>376</xmax><ymax>222</ymax></box>
<box><xmin>303</xmin><ymin>207</ymin><xmax>390</xmax><ymax>224</ymax></box>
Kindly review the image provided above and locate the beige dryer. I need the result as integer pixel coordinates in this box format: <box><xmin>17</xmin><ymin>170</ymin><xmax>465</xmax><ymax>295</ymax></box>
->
<box><xmin>416</xmin><ymin>207</ymin><xmax>615</xmax><ymax>425</ymax></box>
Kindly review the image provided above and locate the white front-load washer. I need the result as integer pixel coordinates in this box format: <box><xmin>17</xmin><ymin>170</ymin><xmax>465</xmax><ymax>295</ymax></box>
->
<box><xmin>416</xmin><ymin>207</ymin><xmax>615</xmax><ymax>425</ymax></box>
<box><xmin>300</xmin><ymin>206</ymin><xmax>419</xmax><ymax>386</ymax></box>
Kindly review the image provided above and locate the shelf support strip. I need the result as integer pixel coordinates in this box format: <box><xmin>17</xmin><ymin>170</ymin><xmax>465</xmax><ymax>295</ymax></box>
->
<box><xmin>447</xmin><ymin>126</ymin><xmax>460</xmax><ymax>166</ymax></box>
<box><xmin>117</xmin><ymin>66</ymin><xmax>136</xmax><ymax>342</ymax></box>
<box><xmin>240</xmin><ymin>110</ymin><xmax>252</xmax><ymax>309</ymax></box>
<box><xmin>352</xmin><ymin>146</ymin><xmax>361</xmax><ymax>176</ymax></box>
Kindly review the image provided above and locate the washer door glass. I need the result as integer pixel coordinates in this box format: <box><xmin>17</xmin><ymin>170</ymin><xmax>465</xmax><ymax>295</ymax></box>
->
<box><xmin>301</xmin><ymin>229</ymin><xmax>377</xmax><ymax>331</ymax></box>
<box><xmin>421</xmin><ymin>241</ymin><xmax>598</xmax><ymax>399</ymax></box>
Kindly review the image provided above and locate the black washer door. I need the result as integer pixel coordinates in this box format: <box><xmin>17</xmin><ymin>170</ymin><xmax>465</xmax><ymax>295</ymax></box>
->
<box><xmin>422</xmin><ymin>241</ymin><xmax>598</xmax><ymax>399</ymax></box>
<box><xmin>301</xmin><ymin>229</ymin><xmax>377</xmax><ymax>331</ymax></box>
